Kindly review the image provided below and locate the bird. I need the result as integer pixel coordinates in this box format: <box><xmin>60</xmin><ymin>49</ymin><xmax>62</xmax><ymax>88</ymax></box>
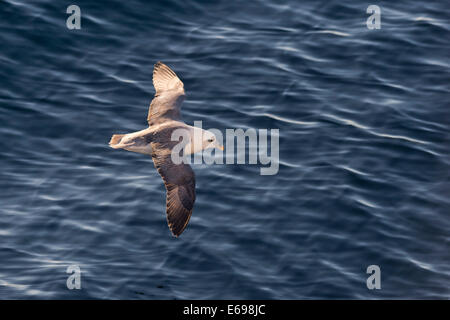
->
<box><xmin>109</xmin><ymin>62</ymin><xmax>223</xmax><ymax>237</ymax></box>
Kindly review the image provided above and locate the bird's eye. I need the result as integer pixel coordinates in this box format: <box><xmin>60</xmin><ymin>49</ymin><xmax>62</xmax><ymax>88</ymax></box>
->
<box><xmin>208</xmin><ymin>138</ymin><xmax>214</xmax><ymax>142</ymax></box>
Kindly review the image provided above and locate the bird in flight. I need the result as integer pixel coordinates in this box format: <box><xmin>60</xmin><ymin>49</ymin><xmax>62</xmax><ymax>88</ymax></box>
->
<box><xmin>109</xmin><ymin>62</ymin><xmax>223</xmax><ymax>237</ymax></box>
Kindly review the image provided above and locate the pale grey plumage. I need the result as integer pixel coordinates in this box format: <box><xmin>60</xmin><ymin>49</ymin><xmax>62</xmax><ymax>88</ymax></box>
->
<box><xmin>147</xmin><ymin>61</ymin><xmax>186</xmax><ymax>126</ymax></box>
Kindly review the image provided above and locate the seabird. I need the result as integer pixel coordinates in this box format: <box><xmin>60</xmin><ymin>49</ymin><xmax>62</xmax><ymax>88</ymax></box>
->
<box><xmin>109</xmin><ymin>62</ymin><xmax>223</xmax><ymax>237</ymax></box>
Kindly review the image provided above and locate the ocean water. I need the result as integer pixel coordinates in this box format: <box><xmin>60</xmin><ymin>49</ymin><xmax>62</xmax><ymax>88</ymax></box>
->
<box><xmin>0</xmin><ymin>0</ymin><xmax>449</xmax><ymax>299</ymax></box>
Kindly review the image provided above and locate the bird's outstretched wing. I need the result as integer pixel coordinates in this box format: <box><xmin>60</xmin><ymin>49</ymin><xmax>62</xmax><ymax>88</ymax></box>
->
<box><xmin>147</xmin><ymin>62</ymin><xmax>186</xmax><ymax>126</ymax></box>
<box><xmin>151</xmin><ymin>137</ymin><xmax>195</xmax><ymax>237</ymax></box>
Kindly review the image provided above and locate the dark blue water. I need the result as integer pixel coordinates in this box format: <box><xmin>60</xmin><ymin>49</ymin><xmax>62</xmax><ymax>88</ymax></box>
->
<box><xmin>0</xmin><ymin>0</ymin><xmax>449</xmax><ymax>299</ymax></box>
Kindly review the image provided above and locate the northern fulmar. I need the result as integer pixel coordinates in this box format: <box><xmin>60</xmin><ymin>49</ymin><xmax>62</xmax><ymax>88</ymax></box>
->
<box><xmin>109</xmin><ymin>62</ymin><xmax>223</xmax><ymax>237</ymax></box>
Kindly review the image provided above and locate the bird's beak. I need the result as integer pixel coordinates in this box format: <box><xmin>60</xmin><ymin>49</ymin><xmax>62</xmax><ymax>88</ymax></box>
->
<box><xmin>217</xmin><ymin>145</ymin><xmax>224</xmax><ymax>151</ymax></box>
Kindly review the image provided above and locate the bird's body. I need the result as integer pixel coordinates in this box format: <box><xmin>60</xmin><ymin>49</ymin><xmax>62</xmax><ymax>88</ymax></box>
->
<box><xmin>109</xmin><ymin>62</ymin><xmax>222</xmax><ymax>237</ymax></box>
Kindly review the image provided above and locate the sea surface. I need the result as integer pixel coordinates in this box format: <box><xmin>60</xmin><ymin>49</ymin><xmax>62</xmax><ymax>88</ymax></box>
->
<box><xmin>0</xmin><ymin>0</ymin><xmax>449</xmax><ymax>299</ymax></box>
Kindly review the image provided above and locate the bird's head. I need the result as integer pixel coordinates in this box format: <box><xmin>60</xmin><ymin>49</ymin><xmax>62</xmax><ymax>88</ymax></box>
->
<box><xmin>202</xmin><ymin>130</ymin><xmax>224</xmax><ymax>151</ymax></box>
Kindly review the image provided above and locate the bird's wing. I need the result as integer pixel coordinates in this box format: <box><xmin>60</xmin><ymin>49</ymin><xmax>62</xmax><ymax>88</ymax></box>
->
<box><xmin>147</xmin><ymin>62</ymin><xmax>186</xmax><ymax>126</ymax></box>
<box><xmin>151</xmin><ymin>136</ymin><xmax>195</xmax><ymax>237</ymax></box>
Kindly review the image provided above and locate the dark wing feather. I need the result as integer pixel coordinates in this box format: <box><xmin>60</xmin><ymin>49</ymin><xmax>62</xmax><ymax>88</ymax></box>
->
<box><xmin>147</xmin><ymin>62</ymin><xmax>186</xmax><ymax>126</ymax></box>
<box><xmin>151</xmin><ymin>139</ymin><xmax>195</xmax><ymax>237</ymax></box>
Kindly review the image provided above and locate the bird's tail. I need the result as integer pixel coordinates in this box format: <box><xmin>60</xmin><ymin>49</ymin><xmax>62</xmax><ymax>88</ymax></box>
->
<box><xmin>109</xmin><ymin>134</ymin><xmax>125</xmax><ymax>147</ymax></box>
